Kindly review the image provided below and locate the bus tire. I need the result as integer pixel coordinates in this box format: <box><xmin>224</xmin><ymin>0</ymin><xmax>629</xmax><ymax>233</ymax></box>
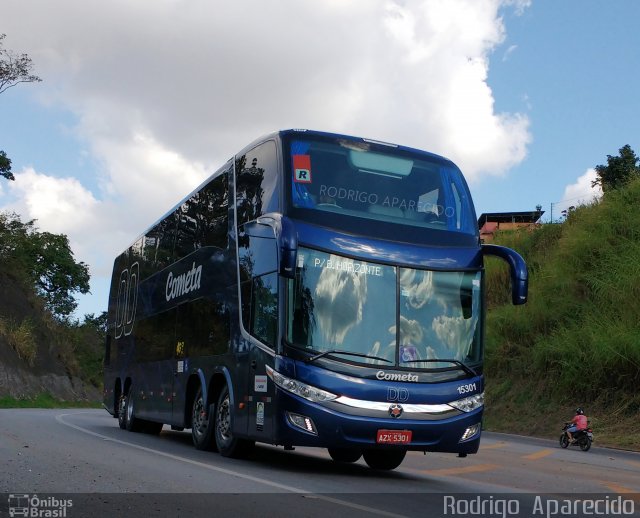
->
<box><xmin>362</xmin><ymin>449</ymin><xmax>406</xmax><ymax>470</ymax></box>
<box><xmin>191</xmin><ymin>386</ymin><xmax>217</xmax><ymax>451</ymax></box>
<box><xmin>214</xmin><ymin>385</ymin><xmax>254</xmax><ymax>458</ymax></box>
<box><xmin>328</xmin><ymin>448</ymin><xmax>362</xmax><ymax>463</ymax></box>
<box><xmin>117</xmin><ymin>395</ymin><xmax>127</xmax><ymax>430</ymax></box>
<box><xmin>124</xmin><ymin>389</ymin><xmax>144</xmax><ymax>433</ymax></box>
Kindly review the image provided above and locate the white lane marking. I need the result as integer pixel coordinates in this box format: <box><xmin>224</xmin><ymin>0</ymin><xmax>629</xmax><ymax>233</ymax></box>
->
<box><xmin>55</xmin><ymin>413</ymin><xmax>405</xmax><ymax>518</ymax></box>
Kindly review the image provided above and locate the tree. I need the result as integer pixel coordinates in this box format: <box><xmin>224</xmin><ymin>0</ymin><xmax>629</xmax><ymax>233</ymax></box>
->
<box><xmin>1</xmin><ymin>33</ymin><xmax>42</xmax><ymax>181</ymax></box>
<box><xmin>0</xmin><ymin>212</ymin><xmax>90</xmax><ymax>319</ymax></box>
<box><xmin>80</xmin><ymin>312</ymin><xmax>108</xmax><ymax>334</ymax></box>
<box><xmin>0</xmin><ymin>34</ymin><xmax>42</xmax><ymax>94</ymax></box>
<box><xmin>592</xmin><ymin>144</ymin><xmax>640</xmax><ymax>192</ymax></box>
<box><xmin>0</xmin><ymin>150</ymin><xmax>13</xmax><ymax>181</ymax></box>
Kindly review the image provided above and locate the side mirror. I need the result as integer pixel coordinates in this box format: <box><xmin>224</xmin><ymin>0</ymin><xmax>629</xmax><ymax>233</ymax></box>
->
<box><xmin>482</xmin><ymin>244</ymin><xmax>528</xmax><ymax>305</ymax></box>
<box><xmin>255</xmin><ymin>213</ymin><xmax>298</xmax><ymax>278</ymax></box>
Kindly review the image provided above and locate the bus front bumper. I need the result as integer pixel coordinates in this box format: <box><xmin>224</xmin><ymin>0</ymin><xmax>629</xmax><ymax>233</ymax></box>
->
<box><xmin>274</xmin><ymin>393</ymin><xmax>483</xmax><ymax>454</ymax></box>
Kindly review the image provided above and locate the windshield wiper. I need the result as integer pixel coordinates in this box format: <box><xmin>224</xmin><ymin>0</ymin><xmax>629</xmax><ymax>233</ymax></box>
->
<box><xmin>403</xmin><ymin>359</ymin><xmax>478</xmax><ymax>377</ymax></box>
<box><xmin>305</xmin><ymin>349</ymin><xmax>392</xmax><ymax>364</ymax></box>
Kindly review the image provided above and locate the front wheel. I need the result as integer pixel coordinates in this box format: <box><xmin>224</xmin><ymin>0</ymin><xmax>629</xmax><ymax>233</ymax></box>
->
<box><xmin>214</xmin><ymin>386</ymin><xmax>254</xmax><ymax>458</ymax></box>
<box><xmin>328</xmin><ymin>448</ymin><xmax>362</xmax><ymax>463</ymax></box>
<box><xmin>362</xmin><ymin>449</ymin><xmax>406</xmax><ymax>470</ymax></box>
<box><xmin>559</xmin><ymin>433</ymin><xmax>569</xmax><ymax>448</ymax></box>
<box><xmin>580</xmin><ymin>437</ymin><xmax>592</xmax><ymax>452</ymax></box>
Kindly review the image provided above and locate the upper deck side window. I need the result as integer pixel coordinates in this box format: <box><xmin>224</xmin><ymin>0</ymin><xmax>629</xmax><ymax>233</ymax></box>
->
<box><xmin>121</xmin><ymin>165</ymin><xmax>232</xmax><ymax>284</ymax></box>
<box><xmin>174</xmin><ymin>169</ymin><xmax>230</xmax><ymax>259</ymax></box>
<box><xmin>235</xmin><ymin>140</ymin><xmax>279</xmax><ymax>226</ymax></box>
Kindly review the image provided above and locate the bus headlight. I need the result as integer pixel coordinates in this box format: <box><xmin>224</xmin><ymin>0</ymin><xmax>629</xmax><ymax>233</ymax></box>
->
<box><xmin>266</xmin><ymin>366</ymin><xmax>338</xmax><ymax>403</ymax></box>
<box><xmin>449</xmin><ymin>392</ymin><xmax>484</xmax><ymax>412</ymax></box>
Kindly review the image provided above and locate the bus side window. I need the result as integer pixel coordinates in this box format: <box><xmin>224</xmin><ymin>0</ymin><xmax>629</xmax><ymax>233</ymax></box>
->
<box><xmin>174</xmin><ymin>198</ymin><xmax>198</xmax><ymax>260</ymax></box>
<box><xmin>200</xmin><ymin>171</ymin><xmax>229</xmax><ymax>249</ymax></box>
<box><xmin>175</xmin><ymin>169</ymin><xmax>230</xmax><ymax>261</ymax></box>
<box><xmin>241</xmin><ymin>272</ymin><xmax>278</xmax><ymax>349</ymax></box>
<box><xmin>236</xmin><ymin>141</ymin><xmax>278</xmax><ymax>226</ymax></box>
<box><xmin>144</xmin><ymin>214</ymin><xmax>177</xmax><ymax>269</ymax></box>
<box><xmin>135</xmin><ymin>308</ymin><xmax>177</xmax><ymax>362</ymax></box>
<box><xmin>176</xmin><ymin>299</ymin><xmax>230</xmax><ymax>356</ymax></box>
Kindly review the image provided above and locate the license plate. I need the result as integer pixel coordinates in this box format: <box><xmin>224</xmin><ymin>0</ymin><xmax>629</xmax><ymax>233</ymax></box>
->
<box><xmin>376</xmin><ymin>430</ymin><xmax>412</xmax><ymax>445</ymax></box>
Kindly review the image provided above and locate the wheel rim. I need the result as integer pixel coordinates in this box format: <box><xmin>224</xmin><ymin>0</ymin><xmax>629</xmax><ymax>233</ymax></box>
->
<box><xmin>192</xmin><ymin>396</ymin><xmax>207</xmax><ymax>438</ymax></box>
<box><xmin>118</xmin><ymin>396</ymin><xmax>126</xmax><ymax>425</ymax></box>
<box><xmin>217</xmin><ymin>394</ymin><xmax>231</xmax><ymax>443</ymax></box>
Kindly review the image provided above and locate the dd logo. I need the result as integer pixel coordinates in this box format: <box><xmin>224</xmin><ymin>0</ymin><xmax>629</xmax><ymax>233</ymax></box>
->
<box><xmin>387</xmin><ymin>387</ymin><xmax>409</xmax><ymax>402</ymax></box>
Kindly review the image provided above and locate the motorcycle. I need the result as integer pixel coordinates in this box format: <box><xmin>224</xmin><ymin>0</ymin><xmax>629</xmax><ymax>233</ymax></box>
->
<box><xmin>559</xmin><ymin>422</ymin><xmax>593</xmax><ymax>451</ymax></box>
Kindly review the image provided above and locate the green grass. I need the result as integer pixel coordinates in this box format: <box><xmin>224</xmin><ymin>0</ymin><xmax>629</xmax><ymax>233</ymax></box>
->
<box><xmin>0</xmin><ymin>393</ymin><xmax>101</xmax><ymax>409</ymax></box>
<box><xmin>0</xmin><ymin>317</ymin><xmax>38</xmax><ymax>366</ymax></box>
<box><xmin>484</xmin><ymin>179</ymin><xmax>640</xmax><ymax>450</ymax></box>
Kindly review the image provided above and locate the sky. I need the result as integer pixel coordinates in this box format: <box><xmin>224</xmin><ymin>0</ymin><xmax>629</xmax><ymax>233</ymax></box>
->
<box><xmin>1</xmin><ymin>0</ymin><xmax>638</xmax><ymax>319</ymax></box>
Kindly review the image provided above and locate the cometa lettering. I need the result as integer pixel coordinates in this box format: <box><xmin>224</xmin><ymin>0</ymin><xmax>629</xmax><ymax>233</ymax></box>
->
<box><xmin>376</xmin><ymin>371</ymin><xmax>419</xmax><ymax>382</ymax></box>
<box><xmin>166</xmin><ymin>262</ymin><xmax>203</xmax><ymax>302</ymax></box>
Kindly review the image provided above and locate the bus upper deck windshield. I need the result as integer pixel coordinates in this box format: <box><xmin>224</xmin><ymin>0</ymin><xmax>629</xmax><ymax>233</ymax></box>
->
<box><xmin>286</xmin><ymin>134</ymin><xmax>478</xmax><ymax>239</ymax></box>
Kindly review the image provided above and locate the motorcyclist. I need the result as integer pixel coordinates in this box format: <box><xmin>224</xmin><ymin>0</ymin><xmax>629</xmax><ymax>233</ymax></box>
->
<box><xmin>566</xmin><ymin>407</ymin><xmax>588</xmax><ymax>443</ymax></box>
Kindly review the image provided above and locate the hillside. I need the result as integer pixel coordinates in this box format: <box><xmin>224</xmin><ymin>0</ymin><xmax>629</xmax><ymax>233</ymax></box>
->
<box><xmin>483</xmin><ymin>179</ymin><xmax>640</xmax><ymax>450</ymax></box>
<box><xmin>0</xmin><ymin>269</ymin><xmax>101</xmax><ymax>402</ymax></box>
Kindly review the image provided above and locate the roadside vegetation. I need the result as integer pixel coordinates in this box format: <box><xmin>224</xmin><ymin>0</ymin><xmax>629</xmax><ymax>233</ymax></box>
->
<box><xmin>0</xmin><ymin>393</ymin><xmax>100</xmax><ymax>409</ymax></box>
<box><xmin>0</xmin><ymin>212</ymin><xmax>104</xmax><ymax>404</ymax></box>
<box><xmin>484</xmin><ymin>168</ymin><xmax>640</xmax><ymax>450</ymax></box>
<box><xmin>0</xmin><ymin>317</ymin><xmax>38</xmax><ymax>366</ymax></box>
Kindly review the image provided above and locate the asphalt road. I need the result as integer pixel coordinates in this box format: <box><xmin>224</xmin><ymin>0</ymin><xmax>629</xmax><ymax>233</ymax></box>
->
<box><xmin>1</xmin><ymin>409</ymin><xmax>639</xmax><ymax>517</ymax></box>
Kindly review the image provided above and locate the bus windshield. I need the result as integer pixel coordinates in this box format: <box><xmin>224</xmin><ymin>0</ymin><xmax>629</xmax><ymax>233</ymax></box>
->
<box><xmin>286</xmin><ymin>134</ymin><xmax>478</xmax><ymax>236</ymax></box>
<box><xmin>286</xmin><ymin>248</ymin><xmax>482</xmax><ymax>370</ymax></box>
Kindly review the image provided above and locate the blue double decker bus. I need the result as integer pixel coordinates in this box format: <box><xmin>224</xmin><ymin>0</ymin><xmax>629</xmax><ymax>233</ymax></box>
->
<box><xmin>103</xmin><ymin>129</ymin><xmax>527</xmax><ymax>470</ymax></box>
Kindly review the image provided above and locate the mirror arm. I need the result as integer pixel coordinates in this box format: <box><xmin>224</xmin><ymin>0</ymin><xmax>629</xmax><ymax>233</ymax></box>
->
<box><xmin>482</xmin><ymin>244</ymin><xmax>528</xmax><ymax>305</ymax></box>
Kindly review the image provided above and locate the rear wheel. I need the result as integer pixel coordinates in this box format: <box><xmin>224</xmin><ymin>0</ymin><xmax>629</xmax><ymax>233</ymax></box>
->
<box><xmin>124</xmin><ymin>390</ymin><xmax>144</xmax><ymax>432</ymax></box>
<box><xmin>328</xmin><ymin>448</ymin><xmax>362</xmax><ymax>463</ymax></box>
<box><xmin>559</xmin><ymin>433</ymin><xmax>569</xmax><ymax>448</ymax></box>
<box><xmin>191</xmin><ymin>387</ymin><xmax>217</xmax><ymax>451</ymax></box>
<box><xmin>214</xmin><ymin>385</ymin><xmax>254</xmax><ymax>458</ymax></box>
<box><xmin>362</xmin><ymin>449</ymin><xmax>406</xmax><ymax>470</ymax></box>
<box><xmin>117</xmin><ymin>395</ymin><xmax>127</xmax><ymax>430</ymax></box>
<box><xmin>580</xmin><ymin>437</ymin><xmax>592</xmax><ymax>452</ymax></box>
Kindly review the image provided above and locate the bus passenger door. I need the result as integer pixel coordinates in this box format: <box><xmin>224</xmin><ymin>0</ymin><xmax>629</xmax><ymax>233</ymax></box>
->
<box><xmin>238</xmin><ymin>223</ymin><xmax>279</xmax><ymax>440</ymax></box>
<box><xmin>248</xmin><ymin>339</ymin><xmax>276</xmax><ymax>440</ymax></box>
<box><xmin>245</xmin><ymin>272</ymin><xmax>278</xmax><ymax>440</ymax></box>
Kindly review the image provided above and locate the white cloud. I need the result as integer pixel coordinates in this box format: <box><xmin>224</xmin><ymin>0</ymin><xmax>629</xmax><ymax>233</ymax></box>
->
<box><xmin>6</xmin><ymin>168</ymin><xmax>108</xmax><ymax>274</ymax></box>
<box><xmin>556</xmin><ymin>168</ymin><xmax>603</xmax><ymax>218</ymax></box>
<box><xmin>2</xmin><ymin>0</ymin><xmax>532</xmax><ymax>316</ymax></box>
<box><xmin>503</xmin><ymin>44</ymin><xmax>518</xmax><ymax>61</ymax></box>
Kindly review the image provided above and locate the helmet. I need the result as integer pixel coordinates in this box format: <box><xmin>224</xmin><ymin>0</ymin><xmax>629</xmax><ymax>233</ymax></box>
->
<box><xmin>575</xmin><ymin>407</ymin><xmax>584</xmax><ymax>415</ymax></box>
